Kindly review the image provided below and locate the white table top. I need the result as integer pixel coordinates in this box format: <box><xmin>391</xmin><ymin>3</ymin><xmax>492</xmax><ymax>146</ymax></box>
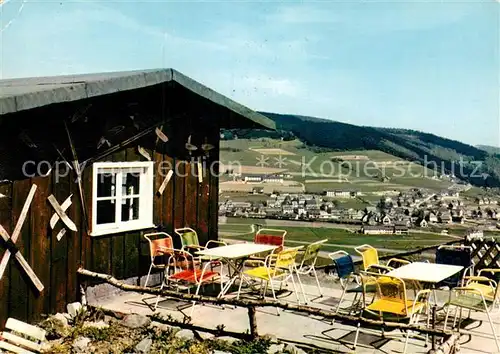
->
<box><xmin>385</xmin><ymin>262</ymin><xmax>464</xmax><ymax>284</ymax></box>
<box><xmin>196</xmin><ymin>243</ymin><xmax>277</xmax><ymax>259</ymax></box>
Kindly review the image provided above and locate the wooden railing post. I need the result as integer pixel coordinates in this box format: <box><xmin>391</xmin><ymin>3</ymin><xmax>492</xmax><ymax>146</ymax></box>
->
<box><xmin>248</xmin><ymin>306</ymin><xmax>258</xmax><ymax>339</ymax></box>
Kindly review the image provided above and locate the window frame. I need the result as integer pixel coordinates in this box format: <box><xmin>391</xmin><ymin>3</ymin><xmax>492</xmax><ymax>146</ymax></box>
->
<box><xmin>91</xmin><ymin>161</ymin><xmax>155</xmax><ymax>236</ymax></box>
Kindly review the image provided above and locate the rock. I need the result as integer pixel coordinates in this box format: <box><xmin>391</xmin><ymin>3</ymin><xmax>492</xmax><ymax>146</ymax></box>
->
<box><xmin>72</xmin><ymin>337</ymin><xmax>91</xmax><ymax>352</ymax></box>
<box><xmin>135</xmin><ymin>337</ymin><xmax>153</xmax><ymax>353</ymax></box>
<box><xmin>213</xmin><ymin>351</ymin><xmax>232</xmax><ymax>354</ymax></box>
<box><xmin>284</xmin><ymin>343</ymin><xmax>307</xmax><ymax>354</ymax></box>
<box><xmin>268</xmin><ymin>343</ymin><xmax>285</xmax><ymax>354</ymax></box>
<box><xmin>52</xmin><ymin>313</ymin><xmax>69</xmax><ymax>327</ymax></box>
<box><xmin>215</xmin><ymin>336</ymin><xmax>238</xmax><ymax>344</ymax></box>
<box><xmin>175</xmin><ymin>329</ymin><xmax>195</xmax><ymax>340</ymax></box>
<box><xmin>67</xmin><ymin>302</ymin><xmax>83</xmax><ymax>318</ymax></box>
<box><xmin>83</xmin><ymin>320</ymin><xmax>109</xmax><ymax>329</ymax></box>
<box><xmin>198</xmin><ymin>331</ymin><xmax>214</xmax><ymax>340</ymax></box>
<box><xmin>39</xmin><ymin>314</ymin><xmax>70</xmax><ymax>339</ymax></box>
<box><xmin>121</xmin><ymin>314</ymin><xmax>151</xmax><ymax>329</ymax></box>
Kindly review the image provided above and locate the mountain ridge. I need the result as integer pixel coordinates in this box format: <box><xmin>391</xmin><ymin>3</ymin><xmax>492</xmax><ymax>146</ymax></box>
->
<box><xmin>225</xmin><ymin>112</ymin><xmax>499</xmax><ymax>187</ymax></box>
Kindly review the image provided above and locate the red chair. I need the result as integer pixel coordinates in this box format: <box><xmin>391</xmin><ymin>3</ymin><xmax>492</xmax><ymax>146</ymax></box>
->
<box><xmin>154</xmin><ymin>250</ymin><xmax>221</xmax><ymax>317</ymax></box>
<box><xmin>254</xmin><ymin>228</ymin><xmax>287</xmax><ymax>253</ymax></box>
<box><xmin>144</xmin><ymin>232</ymin><xmax>175</xmax><ymax>287</ymax></box>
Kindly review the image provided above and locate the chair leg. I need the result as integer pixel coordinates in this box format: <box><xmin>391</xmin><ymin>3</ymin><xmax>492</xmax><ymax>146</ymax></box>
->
<box><xmin>189</xmin><ymin>281</ymin><xmax>204</xmax><ymax>318</ymax></box>
<box><xmin>294</xmin><ymin>269</ymin><xmax>307</xmax><ymax>305</ymax></box>
<box><xmin>154</xmin><ymin>279</ymin><xmax>166</xmax><ymax>311</ymax></box>
<box><xmin>269</xmin><ymin>280</ymin><xmax>279</xmax><ymax>316</ymax></box>
<box><xmin>353</xmin><ymin>322</ymin><xmax>361</xmax><ymax>350</ymax></box>
<box><xmin>289</xmin><ymin>272</ymin><xmax>301</xmax><ymax>305</ymax></box>
<box><xmin>236</xmin><ymin>273</ymin><xmax>245</xmax><ymax>300</ymax></box>
<box><xmin>485</xmin><ymin>308</ymin><xmax>500</xmax><ymax>351</ymax></box>
<box><xmin>335</xmin><ymin>287</ymin><xmax>347</xmax><ymax>314</ymax></box>
<box><xmin>145</xmin><ymin>263</ymin><xmax>154</xmax><ymax>288</ymax></box>
<box><xmin>312</xmin><ymin>267</ymin><xmax>323</xmax><ymax>297</ymax></box>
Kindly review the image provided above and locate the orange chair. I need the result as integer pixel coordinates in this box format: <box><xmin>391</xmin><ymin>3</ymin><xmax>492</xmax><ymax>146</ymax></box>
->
<box><xmin>154</xmin><ymin>249</ymin><xmax>221</xmax><ymax>316</ymax></box>
<box><xmin>144</xmin><ymin>232</ymin><xmax>175</xmax><ymax>287</ymax></box>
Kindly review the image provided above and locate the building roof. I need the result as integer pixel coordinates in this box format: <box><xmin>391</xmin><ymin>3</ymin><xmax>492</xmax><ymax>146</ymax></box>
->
<box><xmin>0</xmin><ymin>68</ymin><xmax>275</xmax><ymax>130</ymax></box>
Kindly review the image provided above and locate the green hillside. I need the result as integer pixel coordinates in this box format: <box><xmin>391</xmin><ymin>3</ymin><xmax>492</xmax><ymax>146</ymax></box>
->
<box><xmin>223</xmin><ymin>112</ymin><xmax>497</xmax><ymax>188</ymax></box>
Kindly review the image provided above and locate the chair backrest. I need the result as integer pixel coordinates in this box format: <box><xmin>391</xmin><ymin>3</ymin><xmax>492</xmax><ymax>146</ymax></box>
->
<box><xmin>374</xmin><ymin>275</ymin><xmax>408</xmax><ymax>316</ymax></box>
<box><xmin>271</xmin><ymin>247</ymin><xmax>301</xmax><ymax>269</ymax></box>
<box><xmin>144</xmin><ymin>232</ymin><xmax>174</xmax><ymax>260</ymax></box>
<box><xmin>0</xmin><ymin>318</ymin><xmax>47</xmax><ymax>353</ymax></box>
<box><xmin>329</xmin><ymin>251</ymin><xmax>355</xmax><ymax>279</ymax></box>
<box><xmin>299</xmin><ymin>239</ymin><xmax>328</xmax><ymax>267</ymax></box>
<box><xmin>175</xmin><ymin>227</ymin><xmax>200</xmax><ymax>247</ymax></box>
<box><xmin>436</xmin><ymin>245</ymin><xmax>472</xmax><ymax>286</ymax></box>
<box><xmin>254</xmin><ymin>228</ymin><xmax>286</xmax><ymax>252</ymax></box>
<box><xmin>355</xmin><ymin>244</ymin><xmax>379</xmax><ymax>271</ymax></box>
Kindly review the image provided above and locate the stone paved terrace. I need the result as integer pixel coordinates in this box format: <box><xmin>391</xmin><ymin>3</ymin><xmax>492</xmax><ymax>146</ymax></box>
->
<box><xmin>88</xmin><ymin>272</ymin><xmax>500</xmax><ymax>354</ymax></box>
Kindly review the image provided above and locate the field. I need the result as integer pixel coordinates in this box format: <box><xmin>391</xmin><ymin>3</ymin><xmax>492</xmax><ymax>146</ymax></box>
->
<box><xmin>220</xmin><ymin>138</ymin><xmax>453</xmax><ymax>196</ymax></box>
<box><xmin>219</xmin><ymin>217</ymin><xmax>457</xmax><ymax>256</ymax></box>
<box><xmin>249</xmin><ymin>148</ymin><xmax>296</xmax><ymax>155</ymax></box>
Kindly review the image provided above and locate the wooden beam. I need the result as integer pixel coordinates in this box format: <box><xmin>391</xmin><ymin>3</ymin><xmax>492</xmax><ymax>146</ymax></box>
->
<box><xmin>77</xmin><ymin>268</ymin><xmax>453</xmax><ymax>338</ymax></box>
<box><xmin>0</xmin><ymin>184</ymin><xmax>37</xmax><ymax>280</ymax></box>
<box><xmin>64</xmin><ymin>121</ymin><xmax>89</xmax><ymax>233</ymax></box>
<box><xmin>157</xmin><ymin>170</ymin><xmax>173</xmax><ymax>196</ymax></box>
<box><xmin>47</xmin><ymin>195</ymin><xmax>77</xmax><ymax>232</ymax></box>
<box><xmin>0</xmin><ymin>225</ymin><xmax>44</xmax><ymax>292</ymax></box>
<box><xmin>49</xmin><ymin>195</ymin><xmax>72</xmax><ymax>229</ymax></box>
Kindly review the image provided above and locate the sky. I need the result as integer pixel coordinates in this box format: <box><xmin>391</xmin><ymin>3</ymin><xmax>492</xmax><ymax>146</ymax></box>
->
<box><xmin>1</xmin><ymin>0</ymin><xmax>499</xmax><ymax>147</ymax></box>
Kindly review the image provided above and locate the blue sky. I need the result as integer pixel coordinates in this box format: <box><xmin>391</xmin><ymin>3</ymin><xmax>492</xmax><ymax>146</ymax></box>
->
<box><xmin>1</xmin><ymin>0</ymin><xmax>499</xmax><ymax>146</ymax></box>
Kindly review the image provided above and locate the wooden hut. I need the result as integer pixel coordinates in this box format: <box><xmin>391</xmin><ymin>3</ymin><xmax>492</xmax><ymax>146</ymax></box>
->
<box><xmin>0</xmin><ymin>69</ymin><xmax>275</xmax><ymax>326</ymax></box>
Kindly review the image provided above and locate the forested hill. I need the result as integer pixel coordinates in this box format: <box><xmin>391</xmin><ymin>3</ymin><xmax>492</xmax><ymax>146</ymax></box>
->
<box><xmin>225</xmin><ymin>112</ymin><xmax>500</xmax><ymax>187</ymax></box>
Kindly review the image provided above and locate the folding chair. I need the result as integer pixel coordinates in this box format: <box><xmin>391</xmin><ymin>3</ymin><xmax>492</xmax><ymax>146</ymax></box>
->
<box><xmin>143</xmin><ymin>232</ymin><xmax>175</xmax><ymax>287</ymax></box>
<box><xmin>355</xmin><ymin>244</ymin><xmax>410</xmax><ymax>273</ymax></box>
<box><xmin>443</xmin><ymin>284</ymin><xmax>500</xmax><ymax>351</ymax></box>
<box><xmin>0</xmin><ymin>318</ymin><xmax>47</xmax><ymax>353</ymax></box>
<box><xmin>293</xmin><ymin>239</ymin><xmax>328</xmax><ymax>303</ymax></box>
<box><xmin>250</xmin><ymin>228</ymin><xmax>287</xmax><ymax>260</ymax></box>
<box><xmin>328</xmin><ymin>251</ymin><xmax>362</xmax><ymax>314</ymax></box>
<box><xmin>175</xmin><ymin>227</ymin><xmax>227</xmax><ymax>260</ymax></box>
<box><xmin>354</xmin><ymin>274</ymin><xmax>431</xmax><ymax>354</ymax></box>
<box><xmin>435</xmin><ymin>245</ymin><xmax>474</xmax><ymax>288</ymax></box>
<box><xmin>237</xmin><ymin>247</ymin><xmax>304</xmax><ymax>315</ymax></box>
<box><xmin>154</xmin><ymin>249</ymin><xmax>222</xmax><ymax>317</ymax></box>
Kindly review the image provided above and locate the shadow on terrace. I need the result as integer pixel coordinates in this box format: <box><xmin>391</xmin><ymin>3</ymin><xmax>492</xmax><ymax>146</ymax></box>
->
<box><xmin>79</xmin><ymin>234</ymin><xmax>500</xmax><ymax>354</ymax></box>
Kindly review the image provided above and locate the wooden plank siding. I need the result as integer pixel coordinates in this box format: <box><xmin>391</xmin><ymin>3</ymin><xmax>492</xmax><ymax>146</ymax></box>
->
<box><xmin>0</xmin><ymin>140</ymin><xmax>220</xmax><ymax>325</ymax></box>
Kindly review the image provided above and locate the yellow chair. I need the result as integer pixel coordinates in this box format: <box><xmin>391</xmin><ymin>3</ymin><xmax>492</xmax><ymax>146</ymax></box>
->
<box><xmin>354</xmin><ymin>244</ymin><xmax>410</xmax><ymax>273</ymax></box>
<box><xmin>237</xmin><ymin>247</ymin><xmax>304</xmax><ymax>315</ymax></box>
<box><xmin>464</xmin><ymin>268</ymin><xmax>500</xmax><ymax>306</ymax></box>
<box><xmin>443</xmin><ymin>269</ymin><xmax>500</xmax><ymax>351</ymax></box>
<box><xmin>354</xmin><ymin>274</ymin><xmax>431</xmax><ymax>353</ymax></box>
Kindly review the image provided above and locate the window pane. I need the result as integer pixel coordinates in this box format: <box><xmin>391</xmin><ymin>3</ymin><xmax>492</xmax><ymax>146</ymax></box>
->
<box><xmin>97</xmin><ymin>173</ymin><xmax>116</xmax><ymax>197</ymax></box>
<box><xmin>121</xmin><ymin>197</ymin><xmax>140</xmax><ymax>221</ymax></box>
<box><xmin>96</xmin><ymin>200</ymin><xmax>116</xmax><ymax>224</ymax></box>
<box><xmin>122</xmin><ymin>172</ymin><xmax>140</xmax><ymax>196</ymax></box>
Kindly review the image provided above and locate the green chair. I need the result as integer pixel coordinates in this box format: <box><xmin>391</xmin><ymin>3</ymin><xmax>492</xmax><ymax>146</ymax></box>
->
<box><xmin>174</xmin><ymin>227</ymin><xmax>226</xmax><ymax>262</ymax></box>
<box><xmin>293</xmin><ymin>239</ymin><xmax>328</xmax><ymax>303</ymax></box>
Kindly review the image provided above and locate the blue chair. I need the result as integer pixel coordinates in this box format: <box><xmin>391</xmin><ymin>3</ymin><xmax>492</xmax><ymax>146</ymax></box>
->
<box><xmin>328</xmin><ymin>251</ymin><xmax>363</xmax><ymax>314</ymax></box>
<box><xmin>436</xmin><ymin>245</ymin><xmax>474</xmax><ymax>288</ymax></box>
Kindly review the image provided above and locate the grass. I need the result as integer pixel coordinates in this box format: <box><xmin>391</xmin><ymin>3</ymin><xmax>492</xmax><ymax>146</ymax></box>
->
<box><xmin>220</xmin><ymin>222</ymin><xmax>455</xmax><ymax>254</ymax></box>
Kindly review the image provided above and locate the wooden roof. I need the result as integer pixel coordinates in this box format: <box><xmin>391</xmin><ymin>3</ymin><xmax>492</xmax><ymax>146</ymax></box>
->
<box><xmin>0</xmin><ymin>68</ymin><xmax>275</xmax><ymax>130</ymax></box>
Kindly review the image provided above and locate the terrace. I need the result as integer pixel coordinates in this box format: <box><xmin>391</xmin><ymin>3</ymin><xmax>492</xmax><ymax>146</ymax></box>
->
<box><xmin>75</xmin><ymin>236</ymin><xmax>500</xmax><ymax>354</ymax></box>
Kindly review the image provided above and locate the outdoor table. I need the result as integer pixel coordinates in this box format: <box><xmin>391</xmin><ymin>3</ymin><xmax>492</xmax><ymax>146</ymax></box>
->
<box><xmin>386</xmin><ymin>262</ymin><xmax>464</xmax><ymax>349</ymax></box>
<box><xmin>196</xmin><ymin>243</ymin><xmax>278</xmax><ymax>298</ymax></box>
<box><xmin>386</xmin><ymin>262</ymin><xmax>464</xmax><ymax>284</ymax></box>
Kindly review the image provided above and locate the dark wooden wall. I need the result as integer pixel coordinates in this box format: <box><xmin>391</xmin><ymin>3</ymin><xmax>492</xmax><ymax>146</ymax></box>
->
<box><xmin>0</xmin><ymin>139</ymin><xmax>220</xmax><ymax>327</ymax></box>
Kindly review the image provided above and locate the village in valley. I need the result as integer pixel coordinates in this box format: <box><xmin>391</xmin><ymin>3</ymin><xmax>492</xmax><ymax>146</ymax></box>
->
<box><xmin>217</xmin><ymin>138</ymin><xmax>500</xmax><ymax>248</ymax></box>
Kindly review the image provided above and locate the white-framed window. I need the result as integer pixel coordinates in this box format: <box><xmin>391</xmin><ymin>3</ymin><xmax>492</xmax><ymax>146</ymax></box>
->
<box><xmin>91</xmin><ymin>161</ymin><xmax>154</xmax><ymax>236</ymax></box>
